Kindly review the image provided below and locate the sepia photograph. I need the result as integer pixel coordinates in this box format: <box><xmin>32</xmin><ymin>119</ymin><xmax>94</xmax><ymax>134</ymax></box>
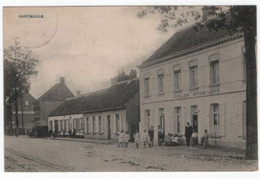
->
<box><xmin>2</xmin><ymin>4</ymin><xmax>258</xmax><ymax>173</ymax></box>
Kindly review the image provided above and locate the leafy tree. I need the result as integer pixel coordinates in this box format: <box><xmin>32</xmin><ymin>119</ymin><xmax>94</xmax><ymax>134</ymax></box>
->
<box><xmin>138</xmin><ymin>6</ymin><xmax>257</xmax><ymax>160</ymax></box>
<box><xmin>4</xmin><ymin>40</ymin><xmax>38</xmax><ymax>135</ymax></box>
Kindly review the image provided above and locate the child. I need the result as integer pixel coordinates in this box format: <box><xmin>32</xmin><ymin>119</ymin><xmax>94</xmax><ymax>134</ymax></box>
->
<box><xmin>118</xmin><ymin>129</ymin><xmax>124</xmax><ymax>148</ymax></box>
<box><xmin>142</xmin><ymin>129</ymin><xmax>150</xmax><ymax>148</ymax></box>
<box><xmin>191</xmin><ymin>129</ymin><xmax>199</xmax><ymax>147</ymax></box>
<box><xmin>124</xmin><ymin>131</ymin><xmax>129</xmax><ymax>148</ymax></box>
<box><xmin>201</xmin><ymin>129</ymin><xmax>209</xmax><ymax>147</ymax></box>
<box><xmin>134</xmin><ymin>131</ymin><xmax>140</xmax><ymax>148</ymax></box>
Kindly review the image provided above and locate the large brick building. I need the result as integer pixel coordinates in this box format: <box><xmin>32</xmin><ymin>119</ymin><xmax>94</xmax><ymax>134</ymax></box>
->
<box><xmin>33</xmin><ymin>77</ymin><xmax>74</xmax><ymax>127</ymax></box>
<box><xmin>138</xmin><ymin>17</ymin><xmax>246</xmax><ymax>149</ymax></box>
<box><xmin>9</xmin><ymin>92</ymin><xmax>36</xmax><ymax>133</ymax></box>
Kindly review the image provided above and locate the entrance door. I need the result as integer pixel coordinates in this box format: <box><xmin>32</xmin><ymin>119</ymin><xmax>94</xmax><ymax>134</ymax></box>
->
<box><xmin>107</xmin><ymin>115</ymin><xmax>111</xmax><ymax>139</ymax></box>
<box><xmin>54</xmin><ymin>120</ymin><xmax>58</xmax><ymax>132</ymax></box>
<box><xmin>160</xmin><ymin>116</ymin><xmax>165</xmax><ymax>136</ymax></box>
<box><xmin>191</xmin><ymin>105</ymin><xmax>198</xmax><ymax>132</ymax></box>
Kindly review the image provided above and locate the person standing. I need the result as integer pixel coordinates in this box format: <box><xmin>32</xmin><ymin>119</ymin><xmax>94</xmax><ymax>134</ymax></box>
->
<box><xmin>118</xmin><ymin>129</ymin><xmax>124</xmax><ymax>148</ymax></box>
<box><xmin>134</xmin><ymin>131</ymin><xmax>140</xmax><ymax>148</ymax></box>
<box><xmin>148</xmin><ymin>126</ymin><xmax>154</xmax><ymax>147</ymax></box>
<box><xmin>124</xmin><ymin>131</ymin><xmax>129</xmax><ymax>148</ymax></box>
<box><xmin>185</xmin><ymin>122</ymin><xmax>193</xmax><ymax>146</ymax></box>
<box><xmin>142</xmin><ymin>129</ymin><xmax>149</xmax><ymax>148</ymax></box>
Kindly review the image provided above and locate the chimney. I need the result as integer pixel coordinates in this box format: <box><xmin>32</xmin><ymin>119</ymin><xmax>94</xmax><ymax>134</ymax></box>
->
<box><xmin>76</xmin><ymin>91</ymin><xmax>81</xmax><ymax>96</ymax></box>
<box><xmin>60</xmin><ymin>77</ymin><xmax>65</xmax><ymax>84</ymax></box>
<box><xmin>202</xmin><ymin>6</ymin><xmax>215</xmax><ymax>21</ymax></box>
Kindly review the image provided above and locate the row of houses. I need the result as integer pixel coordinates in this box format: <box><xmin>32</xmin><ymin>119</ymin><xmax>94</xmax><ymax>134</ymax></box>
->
<box><xmin>8</xmin><ymin>10</ymin><xmax>247</xmax><ymax>149</ymax></box>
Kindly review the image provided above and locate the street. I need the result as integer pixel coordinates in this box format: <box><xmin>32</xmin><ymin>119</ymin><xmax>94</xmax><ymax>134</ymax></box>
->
<box><xmin>4</xmin><ymin>136</ymin><xmax>257</xmax><ymax>172</ymax></box>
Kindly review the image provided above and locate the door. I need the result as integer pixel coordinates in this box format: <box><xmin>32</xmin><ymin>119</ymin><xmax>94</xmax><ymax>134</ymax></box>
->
<box><xmin>191</xmin><ymin>105</ymin><xmax>198</xmax><ymax>132</ymax></box>
<box><xmin>54</xmin><ymin>120</ymin><xmax>58</xmax><ymax>132</ymax></box>
<box><xmin>160</xmin><ymin>116</ymin><xmax>165</xmax><ymax>136</ymax></box>
<box><xmin>192</xmin><ymin>115</ymin><xmax>198</xmax><ymax>132</ymax></box>
<box><xmin>107</xmin><ymin>115</ymin><xmax>111</xmax><ymax>139</ymax></box>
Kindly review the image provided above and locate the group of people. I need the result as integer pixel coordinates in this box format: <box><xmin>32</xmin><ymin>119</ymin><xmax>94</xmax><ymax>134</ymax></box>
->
<box><xmin>118</xmin><ymin>130</ymin><xmax>130</xmax><ymax>148</ymax></box>
<box><xmin>132</xmin><ymin>126</ymin><xmax>178</xmax><ymax>148</ymax></box>
<box><xmin>118</xmin><ymin>122</ymin><xmax>209</xmax><ymax>149</ymax></box>
<box><xmin>185</xmin><ymin>122</ymin><xmax>209</xmax><ymax>147</ymax></box>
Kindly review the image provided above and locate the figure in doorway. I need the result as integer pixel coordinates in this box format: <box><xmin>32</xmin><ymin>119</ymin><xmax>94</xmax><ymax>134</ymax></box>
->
<box><xmin>185</xmin><ymin>122</ymin><xmax>193</xmax><ymax>146</ymax></box>
<box><xmin>158</xmin><ymin>125</ymin><xmax>164</xmax><ymax>146</ymax></box>
<box><xmin>148</xmin><ymin>126</ymin><xmax>154</xmax><ymax>147</ymax></box>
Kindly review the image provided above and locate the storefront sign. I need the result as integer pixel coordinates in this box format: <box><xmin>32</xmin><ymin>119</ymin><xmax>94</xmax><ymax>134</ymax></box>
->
<box><xmin>174</xmin><ymin>89</ymin><xmax>219</xmax><ymax>98</ymax></box>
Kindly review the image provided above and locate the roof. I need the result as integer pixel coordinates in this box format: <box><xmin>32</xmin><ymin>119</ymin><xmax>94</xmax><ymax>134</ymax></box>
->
<box><xmin>49</xmin><ymin>79</ymin><xmax>139</xmax><ymax>117</ymax></box>
<box><xmin>140</xmin><ymin>20</ymin><xmax>243</xmax><ymax>68</ymax></box>
<box><xmin>36</xmin><ymin>82</ymin><xmax>74</xmax><ymax>102</ymax></box>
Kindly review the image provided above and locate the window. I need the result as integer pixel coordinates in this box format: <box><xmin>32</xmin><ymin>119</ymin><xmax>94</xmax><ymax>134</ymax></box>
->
<box><xmin>25</xmin><ymin>100</ymin><xmax>29</xmax><ymax>106</ymax></box>
<box><xmin>92</xmin><ymin>116</ymin><xmax>96</xmax><ymax>133</ymax></box>
<box><xmin>190</xmin><ymin>66</ymin><xmax>198</xmax><ymax>88</ymax></box>
<box><xmin>145</xmin><ymin>110</ymin><xmax>150</xmax><ymax>130</ymax></box>
<box><xmin>158</xmin><ymin>74</ymin><xmax>164</xmax><ymax>93</ymax></box>
<box><xmin>210</xmin><ymin>61</ymin><xmax>219</xmax><ymax>84</ymax></box>
<box><xmin>98</xmin><ymin>116</ymin><xmax>103</xmax><ymax>133</ymax></box>
<box><xmin>174</xmin><ymin>70</ymin><xmax>181</xmax><ymax>91</ymax></box>
<box><xmin>175</xmin><ymin>107</ymin><xmax>181</xmax><ymax>133</ymax></box>
<box><xmin>86</xmin><ymin>117</ymin><xmax>90</xmax><ymax>133</ymax></box>
<box><xmin>159</xmin><ymin>108</ymin><xmax>165</xmax><ymax>134</ymax></box>
<box><xmin>211</xmin><ymin>104</ymin><xmax>220</xmax><ymax>135</ymax></box>
<box><xmin>144</xmin><ymin>77</ymin><xmax>150</xmax><ymax>96</ymax></box>
<box><xmin>242</xmin><ymin>47</ymin><xmax>246</xmax><ymax>80</ymax></box>
<box><xmin>115</xmin><ymin>114</ymin><xmax>120</xmax><ymax>133</ymax></box>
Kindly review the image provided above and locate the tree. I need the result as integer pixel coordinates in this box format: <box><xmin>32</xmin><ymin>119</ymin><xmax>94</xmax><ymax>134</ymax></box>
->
<box><xmin>138</xmin><ymin>6</ymin><xmax>257</xmax><ymax>160</ymax></box>
<box><xmin>4</xmin><ymin>40</ymin><xmax>38</xmax><ymax>135</ymax></box>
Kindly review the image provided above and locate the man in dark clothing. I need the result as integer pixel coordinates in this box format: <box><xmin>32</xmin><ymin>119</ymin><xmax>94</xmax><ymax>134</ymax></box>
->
<box><xmin>148</xmin><ymin>126</ymin><xmax>154</xmax><ymax>147</ymax></box>
<box><xmin>185</xmin><ymin>122</ymin><xmax>193</xmax><ymax>146</ymax></box>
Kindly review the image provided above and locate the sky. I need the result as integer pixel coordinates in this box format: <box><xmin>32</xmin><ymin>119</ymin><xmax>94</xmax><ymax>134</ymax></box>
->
<box><xmin>3</xmin><ymin>6</ymin><xmax>198</xmax><ymax>99</ymax></box>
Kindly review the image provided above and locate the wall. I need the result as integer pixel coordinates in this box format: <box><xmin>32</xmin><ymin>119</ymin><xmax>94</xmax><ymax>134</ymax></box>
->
<box><xmin>126</xmin><ymin>94</ymin><xmax>140</xmax><ymax>140</ymax></box>
<box><xmin>48</xmin><ymin>109</ymin><xmax>127</xmax><ymax>140</ymax></box>
<box><xmin>139</xmin><ymin>38</ymin><xmax>246</xmax><ymax>149</ymax></box>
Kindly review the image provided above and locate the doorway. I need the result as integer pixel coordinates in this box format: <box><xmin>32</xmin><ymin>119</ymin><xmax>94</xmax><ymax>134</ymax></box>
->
<box><xmin>191</xmin><ymin>105</ymin><xmax>198</xmax><ymax>132</ymax></box>
<box><xmin>107</xmin><ymin>115</ymin><xmax>111</xmax><ymax>139</ymax></box>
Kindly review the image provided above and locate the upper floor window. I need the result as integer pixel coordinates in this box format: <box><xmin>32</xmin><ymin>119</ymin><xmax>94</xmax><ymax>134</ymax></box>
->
<box><xmin>210</xmin><ymin>54</ymin><xmax>219</xmax><ymax>85</ymax></box>
<box><xmin>144</xmin><ymin>77</ymin><xmax>150</xmax><ymax>96</ymax></box>
<box><xmin>158</xmin><ymin>74</ymin><xmax>164</xmax><ymax>93</ymax></box>
<box><xmin>174</xmin><ymin>70</ymin><xmax>181</xmax><ymax>91</ymax></box>
<box><xmin>190</xmin><ymin>66</ymin><xmax>198</xmax><ymax>89</ymax></box>
<box><xmin>25</xmin><ymin>100</ymin><xmax>29</xmax><ymax>106</ymax></box>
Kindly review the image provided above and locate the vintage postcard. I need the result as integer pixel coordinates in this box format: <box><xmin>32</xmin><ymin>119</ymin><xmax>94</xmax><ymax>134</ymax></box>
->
<box><xmin>2</xmin><ymin>4</ymin><xmax>258</xmax><ymax>174</ymax></box>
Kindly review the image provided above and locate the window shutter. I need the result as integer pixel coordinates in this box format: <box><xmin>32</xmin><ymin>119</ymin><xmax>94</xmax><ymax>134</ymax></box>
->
<box><xmin>102</xmin><ymin>116</ymin><xmax>104</xmax><ymax>133</ymax></box>
<box><xmin>90</xmin><ymin>117</ymin><xmax>93</xmax><ymax>133</ymax></box>
<box><xmin>119</xmin><ymin>114</ymin><xmax>122</xmax><ymax>132</ymax></box>
<box><xmin>180</xmin><ymin>106</ymin><xmax>186</xmax><ymax>134</ymax></box>
<box><xmin>219</xmin><ymin>103</ymin><xmax>226</xmax><ymax>136</ymax></box>
<box><xmin>237</xmin><ymin>102</ymin><xmax>243</xmax><ymax>137</ymax></box>
<box><xmin>81</xmin><ymin>118</ymin><xmax>85</xmax><ymax>132</ymax></box>
<box><xmin>113</xmin><ymin>115</ymin><xmax>117</xmax><ymax>134</ymax></box>
<box><xmin>205</xmin><ymin>104</ymin><xmax>210</xmax><ymax>135</ymax></box>
<box><xmin>95</xmin><ymin>117</ymin><xmax>99</xmax><ymax>133</ymax></box>
<box><xmin>173</xmin><ymin>108</ymin><xmax>177</xmax><ymax>133</ymax></box>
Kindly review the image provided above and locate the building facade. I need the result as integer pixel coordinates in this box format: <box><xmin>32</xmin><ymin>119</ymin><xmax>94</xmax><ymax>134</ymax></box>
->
<box><xmin>10</xmin><ymin>93</ymin><xmax>36</xmax><ymax>132</ymax></box>
<box><xmin>33</xmin><ymin>77</ymin><xmax>74</xmax><ymax>127</ymax></box>
<box><xmin>139</xmin><ymin>24</ymin><xmax>246</xmax><ymax>149</ymax></box>
<box><xmin>48</xmin><ymin>79</ymin><xmax>140</xmax><ymax>141</ymax></box>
